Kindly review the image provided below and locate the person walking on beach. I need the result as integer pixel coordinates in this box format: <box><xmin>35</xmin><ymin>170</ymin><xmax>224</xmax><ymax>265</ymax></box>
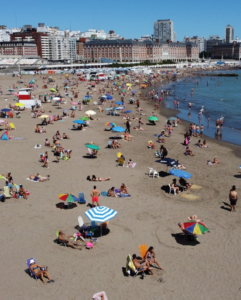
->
<box><xmin>229</xmin><ymin>185</ymin><xmax>238</xmax><ymax>212</ymax></box>
<box><xmin>91</xmin><ymin>186</ymin><xmax>100</xmax><ymax>207</ymax></box>
<box><xmin>125</xmin><ymin>120</ymin><xmax>130</xmax><ymax>133</ymax></box>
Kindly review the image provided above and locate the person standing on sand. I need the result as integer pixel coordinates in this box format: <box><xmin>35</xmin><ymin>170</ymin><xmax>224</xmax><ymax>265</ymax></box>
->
<box><xmin>125</xmin><ymin>120</ymin><xmax>130</xmax><ymax>133</ymax></box>
<box><xmin>91</xmin><ymin>186</ymin><xmax>100</xmax><ymax>207</ymax></box>
<box><xmin>229</xmin><ymin>186</ymin><xmax>238</xmax><ymax>212</ymax></box>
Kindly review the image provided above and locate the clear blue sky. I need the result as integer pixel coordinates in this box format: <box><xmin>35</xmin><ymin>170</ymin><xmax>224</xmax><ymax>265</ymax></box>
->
<box><xmin>2</xmin><ymin>0</ymin><xmax>240</xmax><ymax>41</ymax></box>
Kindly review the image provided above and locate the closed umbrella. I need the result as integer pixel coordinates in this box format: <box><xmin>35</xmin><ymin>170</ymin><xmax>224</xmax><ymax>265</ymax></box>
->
<box><xmin>85</xmin><ymin>206</ymin><xmax>117</xmax><ymax>223</ymax></box>
<box><xmin>169</xmin><ymin>169</ymin><xmax>192</xmax><ymax>179</ymax></box>
<box><xmin>85</xmin><ymin>144</ymin><xmax>100</xmax><ymax>150</ymax></box>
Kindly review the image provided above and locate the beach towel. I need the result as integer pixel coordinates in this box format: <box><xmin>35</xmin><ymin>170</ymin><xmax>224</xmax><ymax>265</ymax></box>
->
<box><xmin>26</xmin><ymin>178</ymin><xmax>39</xmax><ymax>182</ymax></box>
<box><xmin>11</xmin><ymin>137</ymin><xmax>24</xmax><ymax>140</ymax></box>
<box><xmin>190</xmin><ymin>184</ymin><xmax>202</xmax><ymax>190</ymax></box>
<box><xmin>180</xmin><ymin>193</ymin><xmax>199</xmax><ymax>201</ymax></box>
<box><xmin>115</xmin><ymin>189</ymin><xmax>131</xmax><ymax>197</ymax></box>
<box><xmin>34</xmin><ymin>145</ymin><xmax>41</xmax><ymax>149</ymax></box>
<box><xmin>101</xmin><ymin>191</ymin><xmax>108</xmax><ymax>197</ymax></box>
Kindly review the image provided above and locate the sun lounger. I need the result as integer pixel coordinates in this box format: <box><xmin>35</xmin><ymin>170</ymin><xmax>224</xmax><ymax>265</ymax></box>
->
<box><xmin>125</xmin><ymin>254</ymin><xmax>146</xmax><ymax>278</ymax></box>
<box><xmin>3</xmin><ymin>186</ymin><xmax>11</xmax><ymax>198</ymax></box>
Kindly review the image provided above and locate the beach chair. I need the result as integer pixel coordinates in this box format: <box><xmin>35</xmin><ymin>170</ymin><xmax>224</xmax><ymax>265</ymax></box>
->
<box><xmin>148</xmin><ymin>167</ymin><xmax>159</xmax><ymax>178</ymax></box>
<box><xmin>125</xmin><ymin>254</ymin><xmax>146</xmax><ymax>278</ymax></box>
<box><xmin>139</xmin><ymin>244</ymin><xmax>148</xmax><ymax>259</ymax></box>
<box><xmin>116</xmin><ymin>157</ymin><xmax>125</xmax><ymax>167</ymax></box>
<box><xmin>26</xmin><ymin>258</ymin><xmax>40</xmax><ymax>281</ymax></box>
<box><xmin>10</xmin><ymin>123</ymin><xmax>15</xmax><ymax>130</ymax></box>
<box><xmin>55</xmin><ymin>231</ymin><xmax>67</xmax><ymax>247</ymax></box>
<box><xmin>78</xmin><ymin>193</ymin><xmax>86</xmax><ymax>204</ymax></box>
<box><xmin>3</xmin><ymin>186</ymin><xmax>11</xmax><ymax>198</ymax></box>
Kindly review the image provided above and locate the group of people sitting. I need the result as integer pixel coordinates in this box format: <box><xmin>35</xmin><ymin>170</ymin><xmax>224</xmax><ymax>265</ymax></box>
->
<box><xmin>171</xmin><ymin>178</ymin><xmax>193</xmax><ymax>194</ymax></box>
<box><xmin>35</xmin><ymin>125</ymin><xmax>47</xmax><ymax>134</ymax></box>
<box><xmin>107</xmin><ymin>183</ymin><xmax>128</xmax><ymax>197</ymax></box>
<box><xmin>110</xmin><ymin>140</ymin><xmax>121</xmax><ymax>149</ymax></box>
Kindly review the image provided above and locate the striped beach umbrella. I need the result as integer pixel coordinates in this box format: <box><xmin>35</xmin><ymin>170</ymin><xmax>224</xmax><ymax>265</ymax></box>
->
<box><xmin>85</xmin><ymin>206</ymin><xmax>117</xmax><ymax>223</ymax></box>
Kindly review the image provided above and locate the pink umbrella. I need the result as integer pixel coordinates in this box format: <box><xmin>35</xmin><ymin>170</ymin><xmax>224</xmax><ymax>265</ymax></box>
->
<box><xmin>49</xmin><ymin>115</ymin><xmax>53</xmax><ymax>120</ymax></box>
<box><xmin>71</xmin><ymin>102</ymin><xmax>77</xmax><ymax>105</ymax></box>
<box><xmin>14</xmin><ymin>93</ymin><xmax>19</xmax><ymax>96</ymax></box>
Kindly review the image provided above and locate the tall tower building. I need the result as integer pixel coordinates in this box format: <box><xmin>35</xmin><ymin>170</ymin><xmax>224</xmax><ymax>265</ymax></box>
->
<box><xmin>154</xmin><ymin>19</ymin><xmax>174</xmax><ymax>43</ymax></box>
<box><xmin>225</xmin><ymin>25</ymin><xmax>234</xmax><ymax>43</ymax></box>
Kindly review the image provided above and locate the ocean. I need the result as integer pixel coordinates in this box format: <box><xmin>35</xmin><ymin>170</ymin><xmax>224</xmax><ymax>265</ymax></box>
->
<box><xmin>159</xmin><ymin>69</ymin><xmax>241</xmax><ymax>146</ymax></box>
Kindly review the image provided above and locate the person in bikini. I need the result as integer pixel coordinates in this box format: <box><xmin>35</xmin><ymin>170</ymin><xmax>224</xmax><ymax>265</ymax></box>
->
<box><xmin>132</xmin><ymin>254</ymin><xmax>155</xmax><ymax>275</ymax></box>
<box><xmin>107</xmin><ymin>187</ymin><xmax>115</xmax><ymax>197</ymax></box>
<box><xmin>91</xmin><ymin>186</ymin><xmax>100</xmax><ymax>207</ymax></box>
<box><xmin>144</xmin><ymin>246</ymin><xmax>164</xmax><ymax>270</ymax></box>
<box><xmin>229</xmin><ymin>185</ymin><xmax>238</xmax><ymax>212</ymax></box>
<box><xmin>29</xmin><ymin>259</ymin><xmax>53</xmax><ymax>284</ymax></box>
<box><xmin>58</xmin><ymin>230</ymin><xmax>82</xmax><ymax>250</ymax></box>
<box><xmin>87</xmin><ymin>175</ymin><xmax>110</xmax><ymax>181</ymax></box>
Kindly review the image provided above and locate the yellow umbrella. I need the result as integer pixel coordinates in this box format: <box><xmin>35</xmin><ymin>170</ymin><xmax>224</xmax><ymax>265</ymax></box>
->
<box><xmin>65</xmin><ymin>74</ymin><xmax>69</xmax><ymax>77</ymax></box>
<box><xmin>15</xmin><ymin>103</ymin><xmax>24</xmax><ymax>107</ymax></box>
<box><xmin>85</xmin><ymin>110</ymin><xmax>96</xmax><ymax>115</ymax></box>
<box><xmin>126</xmin><ymin>83</ymin><xmax>132</xmax><ymax>86</ymax></box>
<box><xmin>38</xmin><ymin>115</ymin><xmax>49</xmax><ymax>119</ymax></box>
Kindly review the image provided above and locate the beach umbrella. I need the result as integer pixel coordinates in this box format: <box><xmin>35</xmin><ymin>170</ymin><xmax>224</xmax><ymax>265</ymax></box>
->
<box><xmin>73</xmin><ymin>120</ymin><xmax>85</xmax><ymax>124</ymax></box>
<box><xmin>106</xmin><ymin>95</ymin><xmax>113</xmax><ymax>100</ymax></box>
<box><xmin>132</xmin><ymin>90</ymin><xmax>138</xmax><ymax>93</ymax></box>
<box><xmin>121</xmin><ymin>89</ymin><xmax>126</xmax><ymax>93</ymax></box>
<box><xmin>0</xmin><ymin>119</ymin><xmax>5</xmax><ymax>123</ymax></box>
<box><xmin>63</xmin><ymin>109</ymin><xmax>69</xmax><ymax>112</ymax></box>
<box><xmin>84</xmin><ymin>95</ymin><xmax>92</xmax><ymax>98</ymax></box>
<box><xmin>14</xmin><ymin>93</ymin><xmax>19</xmax><ymax>96</ymax></box>
<box><xmin>105</xmin><ymin>122</ymin><xmax>116</xmax><ymax>126</ymax></box>
<box><xmin>8</xmin><ymin>89</ymin><xmax>14</xmax><ymax>92</ymax></box>
<box><xmin>65</xmin><ymin>86</ymin><xmax>70</xmax><ymax>89</ymax></box>
<box><xmin>168</xmin><ymin>117</ymin><xmax>177</xmax><ymax>121</ymax></box>
<box><xmin>71</xmin><ymin>102</ymin><xmax>78</xmax><ymax>105</ymax></box>
<box><xmin>53</xmin><ymin>97</ymin><xmax>60</xmax><ymax>100</ymax></box>
<box><xmin>148</xmin><ymin>116</ymin><xmax>159</xmax><ymax>121</ymax></box>
<box><xmin>85</xmin><ymin>206</ymin><xmax>117</xmax><ymax>223</ymax></box>
<box><xmin>86</xmin><ymin>144</ymin><xmax>100</xmax><ymax>150</ymax></box>
<box><xmin>182</xmin><ymin>221</ymin><xmax>209</xmax><ymax>235</ymax></box>
<box><xmin>1</xmin><ymin>108</ymin><xmax>11</xmax><ymax>112</ymax></box>
<box><xmin>80</xmin><ymin>117</ymin><xmax>89</xmax><ymax>121</ymax></box>
<box><xmin>101</xmin><ymin>95</ymin><xmax>107</xmax><ymax>99</ymax></box>
<box><xmin>112</xmin><ymin>126</ymin><xmax>125</xmax><ymax>132</ymax></box>
<box><xmin>126</xmin><ymin>83</ymin><xmax>132</xmax><ymax>86</ymax></box>
<box><xmin>169</xmin><ymin>169</ymin><xmax>192</xmax><ymax>179</ymax></box>
<box><xmin>58</xmin><ymin>193</ymin><xmax>79</xmax><ymax>203</ymax></box>
<box><xmin>15</xmin><ymin>103</ymin><xmax>24</xmax><ymax>107</ymax></box>
<box><xmin>157</xmin><ymin>158</ymin><xmax>177</xmax><ymax>165</ymax></box>
<box><xmin>85</xmin><ymin>110</ymin><xmax>96</xmax><ymax>115</ymax></box>
<box><xmin>49</xmin><ymin>88</ymin><xmax>57</xmax><ymax>92</ymax></box>
<box><xmin>124</xmin><ymin>110</ymin><xmax>132</xmax><ymax>113</ymax></box>
<box><xmin>38</xmin><ymin>115</ymin><xmax>49</xmax><ymax>119</ymax></box>
<box><xmin>115</xmin><ymin>101</ymin><xmax>123</xmax><ymax>105</ymax></box>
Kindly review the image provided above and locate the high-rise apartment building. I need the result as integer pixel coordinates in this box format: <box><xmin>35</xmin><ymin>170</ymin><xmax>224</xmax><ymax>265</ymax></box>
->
<box><xmin>225</xmin><ymin>25</ymin><xmax>234</xmax><ymax>43</ymax></box>
<box><xmin>153</xmin><ymin>19</ymin><xmax>174</xmax><ymax>43</ymax></box>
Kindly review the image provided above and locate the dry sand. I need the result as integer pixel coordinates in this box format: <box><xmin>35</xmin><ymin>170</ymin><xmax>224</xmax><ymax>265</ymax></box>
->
<box><xmin>0</xmin><ymin>73</ymin><xmax>241</xmax><ymax>300</ymax></box>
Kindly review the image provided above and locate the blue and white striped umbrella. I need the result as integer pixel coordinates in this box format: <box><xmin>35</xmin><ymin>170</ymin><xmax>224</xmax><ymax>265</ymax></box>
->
<box><xmin>85</xmin><ymin>206</ymin><xmax>117</xmax><ymax>223</ymax></box>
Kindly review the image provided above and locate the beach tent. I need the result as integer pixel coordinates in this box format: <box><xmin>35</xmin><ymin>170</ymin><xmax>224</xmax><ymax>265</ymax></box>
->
<box><xmin>0</xmin><ymin>131</ymin><xmax>10</xmax><ymax>140</ymax></box>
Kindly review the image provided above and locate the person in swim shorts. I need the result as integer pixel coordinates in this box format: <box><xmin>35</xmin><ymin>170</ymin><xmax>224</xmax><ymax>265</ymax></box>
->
<box><xmin>91</xmin><ymin>185</ymin><xmax>100</xmax><ymax>207</ymax></box>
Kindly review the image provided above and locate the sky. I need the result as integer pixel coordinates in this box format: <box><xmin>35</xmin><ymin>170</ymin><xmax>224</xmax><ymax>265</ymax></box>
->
<box><xmin>2</xmin><ymin>0</ymin><xmax>241</xmax><ymax>41</ymax></box>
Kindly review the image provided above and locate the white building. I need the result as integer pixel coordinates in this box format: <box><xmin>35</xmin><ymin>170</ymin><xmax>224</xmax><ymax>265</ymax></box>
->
<box><xmin>79</xmin><ymin>29</ymin><xmax>122</xmax><ymax>40</ymax></box>
<box><xmin>0</xmin><ymin>27</ymin><xmax>22</xmax><ymax>42</ymax></box>
<box><xmin>153</xmin><ymin>19</ymin><xmax>174</xmax><ymax>43</ymax></box>
<box><xmin>225</xmin><ymin>25</ymin><xmax>234</xmax><ymax>43</ymax></box>
<box><xmin>48</xmin><ymin>36</ymin><xmax>77</xmax><ymax>61</ymax></box>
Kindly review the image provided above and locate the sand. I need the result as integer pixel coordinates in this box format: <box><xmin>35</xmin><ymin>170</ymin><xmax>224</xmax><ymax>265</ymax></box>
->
<box><xmin>0</xmin><ymin>72</ymin><xmax>241</xmax><ymax>300</ymax></box>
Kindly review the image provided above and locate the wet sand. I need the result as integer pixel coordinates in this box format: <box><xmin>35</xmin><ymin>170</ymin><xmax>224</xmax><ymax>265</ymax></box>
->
<box><xmin>0</xmin><ymin>72</ymin><xmax>241</xmax><ymax>300</ymax></box>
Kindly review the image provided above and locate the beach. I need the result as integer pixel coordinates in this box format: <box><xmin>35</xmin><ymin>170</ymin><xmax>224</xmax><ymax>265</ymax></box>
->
<box><xmin>0</xmin><ymin>72</ymin><xmax>241</xmax><ymax>300</ymax></box>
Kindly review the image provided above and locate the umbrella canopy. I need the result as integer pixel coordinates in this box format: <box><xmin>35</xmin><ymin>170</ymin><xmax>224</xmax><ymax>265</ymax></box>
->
<box><xmin>158</xmin><ymin>158</ymin><xmax>177</xmax><ymax>165</ymax></box>
<box><xmin>1</xmin><ymin>108</ymin><xmax>11</xmax><ymax>112</ymax></box>
<box><xmin>101</xmin><ymin>95</ymin><xmax>107</xmax><ymax>99</ymax></box>
<box><xmin>65</xmin><ymin>86</ymin><xmax>70</xmax><ymax>89</ymax></box>
<box><xmin>53</xmin><ymin>97</ymin><xmax>60</xmax><ymax>100</ymax></box>
<box><xmin>85</xmin><ymin>206</ymin><xmax>117</xmax><ymax>223</ymax></box>
<box><xmin>182</xmin><ymin>221</ymin><xmax>209</xmax><ymax>235</ymax></box>
<box><xmin>126</xmin><ymin>83</ymin><xmax>132</xmax><ymax>86</ymax></box>
<box><xmin>85</xmin><ymin>144</ymin><xmax>100</xmax><ymax>150</ymax></box>
<box><xmin>121</xmin><ymin>89</ymin><xmax>126</xmax><ymax>93</ymax></box>
<box><xmin>85</xmin><ymin>110</ymin><xmax>96</xmax><ymax>115</ymax></box>
<box><xmin>105</xmin><ymin>122</ymin><xmax>116</xmax><ymax>126</ymax></box>
<box><xmin>14</xmin><ymin>93</ymin><xmax>19</xmax><ymax>96</ymax></box>
<box><xmin>106</xmin><ymin>95</ymin><xmax>113</xmax><ymax>100</ymax></box>
<box><xmin>148</xmin><ymin>116</ymin><xmax>159</xmax><ymax>121</ymax></box>
<box><xmin>38</xmin><ymin>115</ymin><xmax>49</xmax><ymax>119</ymax></box>
<box><xmin>80</xmin><ymin>117</ymin><xmax>89</xmax><ymax>121</ymax></box>
<box><xmin>168</xmin><ymin>117</ymin><xmax>177</xmax><ymax>121</ymax></box>
<box><xmin>63</xmin><ymin>109</ymin><xmax>69</xmax><ymax>112</ymax></box>
<box><xmin>0</xmin><ymin>119</ymin><xmax>5</xmax><ymax>123</ymax></box>
<box><xmin>124</xmin><ymin>110</ymin><xmax>132</xmax><ymax>113</ymax></box>
<box><xmin>85</xmin><ymin>95</ymin><xmax>92</xmax><ymax>98</ymax></box>
<box><xmin>112</xmin><ymin>126</ymin><xmax>125</xmax><ymax>132</ymax></box>
<box><xmin>58</xmin><ymin>193</ymin><xmax>79</xmax><ymax>203</ymax></box>
<box><xmin>71</xmin><ymin>102</ymin><xmax>78</xmax><ymax>105</ymax></box>
<box><xmin>8</xmin><ymin>89</ymin><xmax>14</xmax><ymax>92</ymax></box>
<box><xmin>49</xmin><ymin>88</ymin><xmax>57</xmax><ymax>92</ymax></box>
<box><xmin>169</xmin><ymin>169</ymin><xmax>192</xmax><ymax>179</ymax></box>
<box><xmin>115</xmin><ymin>101</ymin><xmax>123</xmax><ymax>105</ymax></box>
<box><xmin>73</xmin><ymin>119</ymin><xmax>85</xmax><ymax>124</ymax></box>
<box><xmin>132</xmin><ymin>90</ymin><xmax>138</xmax><ymax>93</ymax></box>
<box><xmin>15</xmin><ymin>103</ymin><xmax>24</xmax><ymax>107</ymax></box>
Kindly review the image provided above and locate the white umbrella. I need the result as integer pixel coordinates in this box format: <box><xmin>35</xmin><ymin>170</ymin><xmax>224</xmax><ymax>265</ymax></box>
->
<box><xmin>53</xmin><ymin>97</ymin><xmax>60</xmax><ymax>100</ymax></box>
<box><xmin>85</xmin><ymin>206</ymin><xmax>117</xmax><ymax>223</ymax></box>
<box><xmin>85</xmin><ymin>110</ymin><xmax>96</xmax><ymax>115</ymax></box>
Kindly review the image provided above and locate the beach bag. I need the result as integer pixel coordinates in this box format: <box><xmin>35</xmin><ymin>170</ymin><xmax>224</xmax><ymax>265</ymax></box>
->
<box><xmin>26</xmin><ymin>191</ymin><xmax>30</xmax><ymax>196</ymax></box>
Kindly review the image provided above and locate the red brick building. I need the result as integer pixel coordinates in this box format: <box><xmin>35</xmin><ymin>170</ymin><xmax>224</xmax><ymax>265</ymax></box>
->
<box><xmin>10</xmin><ymin>29</ymin><xmax>48</xmax><ymax>58</ymax></box>
<box><xmin>0</xmin><ymin>41</ymin><xmax>38</xmax><ymax>57</ymax></box>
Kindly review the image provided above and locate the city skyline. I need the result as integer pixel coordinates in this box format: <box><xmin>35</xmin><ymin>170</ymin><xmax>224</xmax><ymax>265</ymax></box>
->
<box><xmin>1</xmin><ymin>0</ymin><xmax>241</xmax><ymax>41</ymax></box>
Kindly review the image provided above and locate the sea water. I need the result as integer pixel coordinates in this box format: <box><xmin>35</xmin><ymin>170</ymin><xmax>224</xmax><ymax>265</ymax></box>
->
<box><xmin>160</xmin><ymin>69</ymin><xmax>241</xmax><ymax>145</ymax></box>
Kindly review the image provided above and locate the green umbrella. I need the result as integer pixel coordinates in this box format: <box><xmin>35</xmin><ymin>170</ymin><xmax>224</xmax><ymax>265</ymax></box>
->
<box><xmin>85</xmin><ymin>144</ymin><xmax>100</xmax><ymax>150</ymax></box>
<box><xmin>121</xmin><ymin>89</ymin><xmax>126</xmax><ymax>92</ymax></box>
<box><xmin>80</xmin><ymin>117</ymin><xmax>89</xmax><ymax>121</ymax></box>
<box><xmin>49</xmin><ymin>88</ymin><xmax>57</xmax><ymax>92</ymax></box>
<box><xmin>148</xmin><ymin>116</ymin><xmax>159</xmax><ymax>121</ymax></box>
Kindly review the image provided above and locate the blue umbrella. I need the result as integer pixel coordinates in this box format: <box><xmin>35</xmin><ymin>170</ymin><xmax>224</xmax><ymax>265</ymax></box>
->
<box><xmin>1</xmin><ymin>108</ymin><xmax>11</xmax><ymax>112</ymax></box>
<box><xmin>85</xmin><ymin>95</ymin><xmax>92</xmax><ymax>98</ymax></box>
<box><xmin>132</xmin><ymin>90</ymin><xmax>138</xmax><ymax>93</ymax></box>
<box><xmin>106</xmin><ymin>95</ymin><xmax>113</xmax><ymax>100</ymax></box>
<box><xmin>65</xmin><ymin>86</ymin><xmax>70</xmax><ymax>89</ymax></box>
<box><xmin>63</xmin><ymin>109</ymin><xmax>69</xmax><ymax>112</ymax></box>
<box><xmin>73</xmin><ymin>120</ymin><xmax>85</xmax><ymax>124</ymax></box>
<box><xmin>115</xmin><ymin>101</ymin><xmax>123</xmax><ymax>105</ymax></box>
<box><xmin>85</xmin><ymin>206</ymin><xmax>117</xmax><ymax>223</ymax></box>
<box><xmin>124</xmin><ymin>110</ymin><xmax>132</xmax><ymax>113</ymax></box>
<box><xmin>158</xmin><ymin>158</ymin><xmax>177</xmax><ymax>165</ymax></box>
<box><xmin>112</xmin><ymin>126</ymin><xmax>125</xmax><ymax>132</ymax></box>
<box><xmin>8</xmin><ymin>89</ymin><xmax>14</xmax><ymax>92</ymax></box>
<box><xmin>169</xmin><ymin>169</ymin><xmax>192</xmax><ymax>179</ymax></box>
